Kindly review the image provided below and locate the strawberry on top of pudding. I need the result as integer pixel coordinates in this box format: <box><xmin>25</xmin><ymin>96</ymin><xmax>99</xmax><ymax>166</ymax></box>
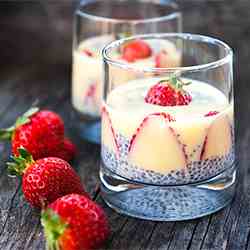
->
<box><xmin>118</xmin><ymin>38</ymin><xmax>181</xmax><ymax>68</ymax></box>
<box><xmin>145</xmin><ymin>76</ymin><xmax>192</xmax><ymax>106</ymax></box>
<box><xmin>121</xmin><ymin>39</ymin><xmax>152</xmax><ymax>62</ymax></box>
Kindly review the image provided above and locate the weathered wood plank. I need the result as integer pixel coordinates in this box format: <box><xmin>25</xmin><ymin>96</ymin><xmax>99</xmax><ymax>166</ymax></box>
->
<box><xmin>108</xmin><ymin>218</ymin><xmax>155</xmax><ymax>250</ymax></box>
<box><xmin>0</xmin><ymin>1</ymin><xmax>249</xmax><ymax>250</ymax></box>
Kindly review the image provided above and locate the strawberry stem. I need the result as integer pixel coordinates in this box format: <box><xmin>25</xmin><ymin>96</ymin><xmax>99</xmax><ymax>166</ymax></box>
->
<box><xmin>41</xmin><ymin>209</ymin><xmax>68</xmax><ymax>250</ymax></box>
<box><xmin>7</xmin><ymin>147</ymin><xmax>34</xmax><ymax>176</ymax></box>
<box><xmin>0</xmin><ymin>127</ymin><xmax>15</xmax><ymax>141</ymax></box>
<box><xmin>0</xmin><ymin>107</ymin><xmax>39</xmax><ymax>141</ymax></box>
<box><xmin>159</xmin><ymin>75</ymin><xmax>192</xmax><ymax>92</ymax></box>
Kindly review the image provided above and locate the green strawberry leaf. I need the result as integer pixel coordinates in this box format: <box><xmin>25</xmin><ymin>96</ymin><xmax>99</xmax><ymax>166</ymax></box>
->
<box><xmin>15</xmin><ymin>116</ymin><xmax>30</xmax><ymax>128</ymax></box>
<box><xmin>160</xmin><ymin>74</ymin><xmax>192</xmax><ymax>92</ymax></box>
<box><xmin>15</xmin><ymin>107</ymin><xmax>39</xmax><ymax>128</ymax></box>
<box><xmin>41</xmin><ymin>209</ymin><xmax>68</xmax><ymax>250</ymax></box>
<box><xmin>18</xmin><ymin>147</ymin><xmax>33</xmax><ymax>163</ymax></box>
<box><xmin>0</xmin><ymin>107</ymin><xmax>39</xmax><ymax>142</ymax></box>
<box><xmin>170</xmin><ymin>75</ymin><xmax>178</xmax><ymax>86</ymax></box>
<box><xmin>7</xmin><ymin>147</ymin><xmax>34</xmax><ymax>176</ymax></box>
<box><xmin>7</xmin><ymin>162</ymin><xmax>22</xmax><ymax>177</ymax></box>
<box><xmin>23</xmin><ymin>107</ymin><xmax>39</xmax><ymax>119</ymax></box>
<box><xmin>0</xmin><ymin>127</ymin><xmax>14</xmax><ymax>140</ymax></box>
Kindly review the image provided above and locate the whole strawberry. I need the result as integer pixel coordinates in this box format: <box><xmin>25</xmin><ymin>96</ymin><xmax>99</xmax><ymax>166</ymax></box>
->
<box><xmin>7</xmin><ymin>148</ymin><xmax>87</xmax><ymax>208</ymax></box>
<box><xmin>41</xmin><ymin>194</ymin><xmax>109</xmax><ymax>250</ymax></box>
<box><xmin>145</xmin><ymin>76</ymin><xmax>192</xmax><ymax>106</ymax></box>
<box><xmin>0</xmin><ymin>107</ymin><xmax>76</xmax><ymax>162</ymax></box>
<box><xmin>53</xmin><ymin>138</ymin><xmax>77</xmax><ymax>163</ymax></box>
<box><xmin>122</xmin><ymin>39</ymin><xmax>152</xmax><ymax>62</ymax></box>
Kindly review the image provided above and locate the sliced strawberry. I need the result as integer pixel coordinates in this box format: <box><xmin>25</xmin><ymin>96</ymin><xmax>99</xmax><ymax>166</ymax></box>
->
<box><xmin>82</xmin><ymin>49</ymin><xmax>93</xmax><ymax>57</ymax></box>
<box><xmin>122</xmin><ymin>39</ymin><xmax>152</xmax><ymax>62</ymax></box>
<box><xmin>128</xmin><ymin>112</ymin><xmax>175</xmax><ymax>152</ymax></box>
<box><xmin>145</xmin><ymin>76</ymin><xmax>192</xmax><ymax>107</ymax></box>
<box><xmin>86</xmin><ymin>83</ymin><xmax>96</xmax><ymax>98</ymax></box>
<box><xmin>155</xmin><ymin>50</ymin><xmax>168</xmax><ymax>68</ymax></box>
<box><xmin>200</xmin><ymin>115</ymin><xmax>232</xmax><ymax>160</ymax></box>
<box><xmin>128</xmin><ymin>113</ymin><xmax>186</xmax><ymax>174</ymax></box>
<box><xmin>173</xmin><ymin>123</ymin><xmax>208</xmax><ymax>163</ymax></box>
<box><xmin>84</xmin><ymin>82</ymin><xmax>97</xmax><ymax>105</ymax></box>
<box><xmin>101</xmin><ymin>106</ymin><xmax>119</xmax><ymax>157</ymax></box>
<box><xmin>204</xmin><ymin>111</ymin><xmax>219</xmax><ymax>117</ymax></box>
<box><xmin>150</xmin><ymin>112</ymin><xmax>176</xmax><ymax>122</ymax></box>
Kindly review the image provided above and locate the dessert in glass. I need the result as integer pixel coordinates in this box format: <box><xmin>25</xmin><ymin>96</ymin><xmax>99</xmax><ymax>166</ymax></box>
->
<box><xmin>72</xmin><ymin>0</ymin><xmax>182</xmax><ymax>143</ymax></box>
<box><xmin>101</xmin><ymin>34</ymin><xmax>235</xmax><ymax>221</ymax></box>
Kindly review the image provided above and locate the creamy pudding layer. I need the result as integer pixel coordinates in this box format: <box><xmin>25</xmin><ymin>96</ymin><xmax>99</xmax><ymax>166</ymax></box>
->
<box><xmin>72</xmin><ymin>35</ymin><xmax>113</xmax><ymax>117</ymax></box>
<box><xmin>72</xmin><ymin>36</ymin><xmax>181</xmax><ymax>117</ymax></box>
<box><xmin>101</xmin><ymin>78</ymin><xmax>234</xmax><ymax>185</ymax></box>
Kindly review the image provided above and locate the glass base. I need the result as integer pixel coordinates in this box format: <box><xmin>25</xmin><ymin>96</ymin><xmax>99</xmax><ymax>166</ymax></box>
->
<box><xmin>72</xmin><ymin>108</ymin><xmax>101</xmax><ymax>144</ymax></box>
<box><xmin>100</xmin><ymin>164</ymin><xmax>236</xmax><ymax>221</ymax></box>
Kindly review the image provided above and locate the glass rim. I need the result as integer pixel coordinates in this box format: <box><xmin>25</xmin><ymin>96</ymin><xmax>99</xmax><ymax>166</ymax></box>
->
<box><xmin>76</xmin><ymin>0</ymin><xmax>181</xmax><ymax>24</ymax></box>
<box><xmin>102</xmin><ymin>33</ymin><xmax>233</xmax><ymax>74</ymax></box>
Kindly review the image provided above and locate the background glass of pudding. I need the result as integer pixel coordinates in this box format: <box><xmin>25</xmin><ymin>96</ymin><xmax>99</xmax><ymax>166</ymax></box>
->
<box><xmin>72</xmin><ymin>0</ymin><xmax>182</xmax><ymax>143</ymax></box>
<box><xmin>101</xmin><ymin>33</ymin><xmax>235</xmax><ymax>221</ymax></box>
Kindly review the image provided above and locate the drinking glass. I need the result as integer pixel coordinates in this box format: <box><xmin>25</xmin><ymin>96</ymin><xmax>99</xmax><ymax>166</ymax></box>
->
<box><xmin>101</xmin><ymin>33</ymin><xmax>235</xmax><ymax>221</ymax></box>
<box><xmin>72</xmin><ymin>0</ymin><xmax>182</xmax><ymax>143</ymax></box>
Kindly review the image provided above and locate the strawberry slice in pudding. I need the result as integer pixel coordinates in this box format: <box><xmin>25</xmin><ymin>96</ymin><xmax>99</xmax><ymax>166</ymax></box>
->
<box><xmin>200</xmin><ymin>114</ymin><xmax>232</xmax><ymax>160</ymax></box>
<box><xmin>128</xmin><ymin>113</ymin><xmax>186</xmax><ymax>174</ymax></box>
<box><xmin>101</xmin><ymin>107</ymin><xmax>119</xmax><ymax>158</ymax></box>
<box><xmin>82</xmin><ymin>49</ymin><xmax>94</xmax><ymax>57</ymax></box>
<box><xmin>84</xmin><ymin>82</ymin><xmax>97</xmax><ymax>105</ymax></box>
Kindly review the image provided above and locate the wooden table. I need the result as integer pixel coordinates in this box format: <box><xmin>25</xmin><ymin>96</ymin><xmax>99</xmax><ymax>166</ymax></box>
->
<box><xmin>0</xmin><ymin>1</ymin><xmax>249</xmax><ymax>249</ymax></box>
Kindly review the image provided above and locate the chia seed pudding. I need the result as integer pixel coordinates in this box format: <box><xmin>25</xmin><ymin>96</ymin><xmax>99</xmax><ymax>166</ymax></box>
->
<box><xmin>101</xmin><ymin>77</ymin><xmax>234</xmax><ymax>186</ymax></box>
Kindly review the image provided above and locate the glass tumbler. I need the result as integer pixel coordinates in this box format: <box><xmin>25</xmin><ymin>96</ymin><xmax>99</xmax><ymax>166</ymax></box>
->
<box><xmin>72</xmin><ymin>0</ymin><xmax>182</xmax><ymax>143</ymax></box>
<box><xmin>101</xmin><ymin>33</ymin><xmax>235</xmax><ymax>221</ymax></box>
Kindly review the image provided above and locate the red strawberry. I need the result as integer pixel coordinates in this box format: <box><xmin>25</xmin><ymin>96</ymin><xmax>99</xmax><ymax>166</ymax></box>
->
<box><xmin>128</xmin><ymin>112</ymin><xmax>176</xmax><ymax>152</ymax></box>
<box><xmin>82</xmin><ymin>49</ymin><xmax>93</xmax><ymax>57</ymax></box>
<box><xmin>7</xmin><ymin>148</ymin><xmax>87</xmax><ymax>208</ymax></box>
<box><xmin>145</xmin><ymin>76</ymin><xmax>192</xmax><ymax>106</ymax></box>
<box><xmin>101</xmin><ymin>106</ymin><xmax>119</xmax><ymax>157</ymax></box>
<box><xmin>155</xmin><ymin>50</ymin><xmax>168</xmax><ymax>68</ymax></box>
<box><xmin>127</xmin><ymin>113</ymin><xmax>187</xmax><ymax>171</ymax></box>
<box><xmin>205</xmin><ymin>111</ymin><xmax>219</xmax><ymax>117</ymax></box>
<box><xmin>41</xmin><ymin>194</ymin><xmax>109</xmax><ymax>250</ymax></box>
<box><xmin>85</xmin><ymin>83</ymin><xmax>96</xmax><ymax>99</ymax></box>
<box><xmin>84</xmin><ymin>83</ymin><xmax>97</xmax><ymax>106</ymax></box>
<box><xmin>0</xmin><ymin>107</ymin><xmax>75</xmax><ymax>162</ymax></box>
<box><xmin>122</xmin><ymin>39</ymin><xmax>152</xmax><ymax>62</ymax></box>
<box><xmin>53</xmin><ymin>138</ymin><xmax>78</xmax><ymax>163</ymax></box>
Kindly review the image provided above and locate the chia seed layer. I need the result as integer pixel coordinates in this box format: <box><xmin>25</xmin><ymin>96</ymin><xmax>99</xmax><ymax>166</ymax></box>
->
<box><xmin>101</xmin><ymin>134</ymin><xmax>235</xmax><ymax>185</ymax></box>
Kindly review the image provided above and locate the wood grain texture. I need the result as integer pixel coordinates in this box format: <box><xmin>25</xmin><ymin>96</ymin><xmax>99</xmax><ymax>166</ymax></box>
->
<box><xmin>0</xmin><ymin>0</ymin><xmax>249</xmax><ymax>249</ymax></box>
